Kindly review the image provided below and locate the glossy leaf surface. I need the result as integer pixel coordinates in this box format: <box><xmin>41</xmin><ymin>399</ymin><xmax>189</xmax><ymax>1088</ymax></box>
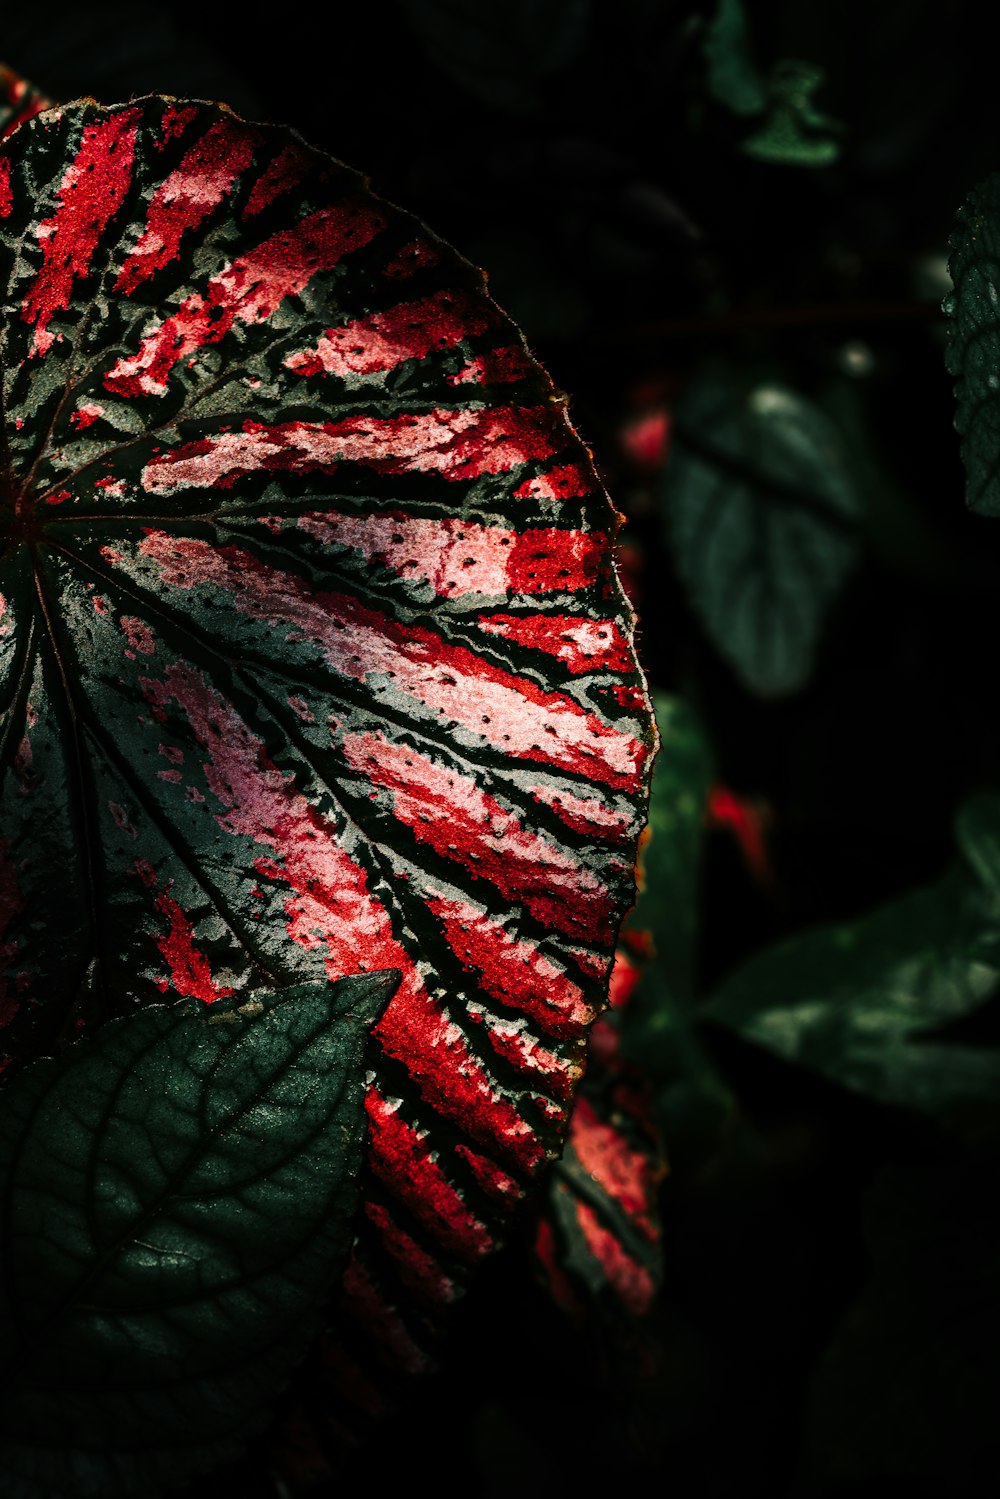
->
<box><xmin>0</xmin><ymin>970</ymin><xmax>397</xmax><ymax>1498</ymax></box>
<box><xmin>662</xmin><ymin>373</ymin><xmax>859</xmax><ymax>697</ymax></box>
<box><xmin>0</xmin><ymin>98</ymin><xmax>653</xmax><ymax>1380</ymax></box>
<box><xmin>946</xmin><ymin>173</ymin><xmax>1000</xmax><ymax>516</ymax></box>
<box><xmin>704</xmin><ymin>797</ymin><xmax>1000</xmax><ymax>1123</ymax></box>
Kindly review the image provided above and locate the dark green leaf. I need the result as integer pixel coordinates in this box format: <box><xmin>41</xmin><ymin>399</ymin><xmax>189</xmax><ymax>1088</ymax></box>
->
<box><xmin>662</xmin><ymin>372</ymin><xmax>860</xmax><ymax>697</ymax></box>
<box><xmin>946</xmin><ymin>173</ymin><xmax>1000</xmax><ymax>516</ymax></box>
<box><xmin>742</xmin><ymin>60</ymin><xmax>842</xmax><ymax>168</ymax></box>
<box><xmin>702</xmin><ymin>0</ymin><xmax>766</xmax><ymax>117</ymax></box>
<box><xmin>703</xmin><ymin>799</ymin><xmax>1000</xmax><ymax>1120</ymax></box>
<box><xmin>398</xmin><ymin>0</ymin><xmax>591</xmax><ymax>114</ymax></box>
<box><xmin>627</xmin><ymin>693</ymin><xmax>713</xmax><ymax>1007</ymax></box>
<box><xmin>0</xmin><ymin>969</ymin><xmax>398</xmax><ymax>1499</ymax></box>
<box><xmin>616</xmin><ymin>695</ymin><xmax>733</xmax><ymax>1165</ymax></box>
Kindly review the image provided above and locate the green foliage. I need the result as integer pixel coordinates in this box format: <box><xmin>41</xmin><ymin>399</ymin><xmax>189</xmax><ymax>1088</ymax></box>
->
<box><xmin>702</xmin><ymin>0</ymin><xmax>841</xmax><ymax>166</ymax></box>
<box><xmin>619</xmin><ymin>694</ymin><xmax>734</xmax><ymax>1163</ymax></box>
<box><xmin>661</xmin><ymin>371</ymin><xmax>861</xmax><ymax>697</ymax></box>
<box><xmin>702</xmin><ymin>0</ymin><xmax>765</xmax><ymax>116</ymax></box>
<box><xmin>946</xmin><ymin>173</ymin><xmax>1000</xmax><ymax>515</ymax></box>
<box><xmin>741</xmin><ymin>60</ymin><xmax>841</xmax><ymax>168</ymax></box>
<box><xmin>703</xmin><ymin>796</ymin><xmax>1000</xmax><ymax>1125</ymax></box>
<box><xmin>0</xmin><ymin>972</ymin><xmax>398</xmax><ymax>1499</ymax></box>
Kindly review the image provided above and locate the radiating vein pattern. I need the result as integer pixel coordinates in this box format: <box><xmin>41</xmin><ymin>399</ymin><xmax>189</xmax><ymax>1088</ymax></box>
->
<box><xmin>0</xmin><ymin>99</ymin><xmax>654</xmax><ymax>1396</ymax></box>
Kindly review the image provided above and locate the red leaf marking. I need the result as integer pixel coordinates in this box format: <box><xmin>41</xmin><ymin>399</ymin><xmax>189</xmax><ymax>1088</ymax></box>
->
<box><xmin>425</xmin><ymin>893</ymin><xmax>594</xmax><ymax>1038</ymax></box>
<box><xmin>575</xmin><ymin>1200</ymin><xmax>656</xmax><ymax>1316</ymax></box>
<box><xmin>22</xmin><ymin>108</ymin><xmax>141</xmax><ymax>355</ymax></box>
<box><xmin>570</xmin><ymin>1095</ymin><xmax>658</xmax><ymax>1236</ymax></box>
<box><xmin>140</xmin><ymin>406</ymin><xmax>563</xmax><ymax>488</ymax></box>
<box><xmin>364</xmin><ymin>1200</ymin><xmax>459</xmax><ymax>1306</ymax></box>
<box><xmin>284</xmin><ymin>290</ymin><xmax>498</xmax><ymax>379</ymax></box>
<box><xmin>453</xmin><ymin>1141</ymin><xmax>524</xmax><ymax>1204</ymax></box>
<box><xmin>529</xmin><ymin>782</ymin><xmax>633</xmax><ymax>840</ymax></box>
<box><xmin>69</xmin><ymin>402</ymin><xmax>104</xmax><ymax>430</ymax></box>
<box><xmin>533</xmin><ymin>1217</ymin><xmax>582</xmax><ymax>1317</ymax></box>
<box><xmin>466</xmin><ymin>1000</ymin><xmax>580</xmax><ymax>1101</ymax></box>
<box><xmin>339</xmin><ymin>1257</ymin><xmax>428</xmax><ymax>1374</ymax></box>
<box><xmin>513</xmin><ymin>462</ymin><xmax>593</xmax><ymax>501</ymax></box>
<box><xmin>446</xmin><ymin>345</ymin><xmax>535</xmax><ymax>386</ymax></box>
<box><xmin>384</xmin><ymin>238</ymin><xmax>440</xmax><ymax>278</ymax></box>
<box><xmin>0</xmin><ymin>160</ymin><xmax>11</xmax><ymax>218</ymax></box>
<box><xmin>138</xmin><ymin>534</ymin><xmax>647</xmax><ymax>790</ymax></box>
<box><xmin>141</xmin><ymin>661</ymin><xmax>545</xmax><ymax>1167</ymax></box>
<box><xmin>116</xmin><ymin>119</ymin><xmax>261</xmax><ymax>294</ymax></box>
<box><xmin>104</xmin><ymin>198</ymin><xmax>387</xmax><ymax>396</ymax></box>
<box><xmin>157</xmin><ymin>104</ymin><xmax>198</xmax><ymax>147</ymax></box>
<box><xmin>287</xmin><ymin>510</ymin><xmax>608</xmax><ymax>599</ymax></box>
<box><xmin>153</xmin><ymin>886</ymin><xmax>234</xmax><ymax>1003</ymax></box>
<box><xmin>242</xmin><ymin>141</ymin><xmax>313</xmax><ymax>218</ymax></box>
<box><xmin>341</xmin><ymin>729</ymin><xmax>618</xmax><ymax>944</ymax></box>
<box><xmin>479</xmin><ymin>612</ymin><xmax>633</xmax><ymax>674</ymax></box>
<box><xmin>366</xmin><ymin>1091</ymin><xmax>494</xmax><ymax>1260</ymax></box>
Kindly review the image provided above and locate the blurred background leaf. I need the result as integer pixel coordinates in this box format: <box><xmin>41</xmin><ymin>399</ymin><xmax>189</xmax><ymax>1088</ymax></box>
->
<box><xmin>704</xmin><ymin>794</ymin><xmax>1000</xmax><ymax>1131</ymax></box>
<box><xmin>661</xmin><ymin>371</ymin><xmax>862</xmax><ymax>697</ymax></box>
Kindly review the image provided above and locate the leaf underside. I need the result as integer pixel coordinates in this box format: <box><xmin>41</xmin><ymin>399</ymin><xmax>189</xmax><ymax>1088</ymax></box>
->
<box><xmin>0</xmin><ymin>970</ymin><xmax>397</xmax><ymax>1498</ymax></box>
<box><xmin>0</xmin><ymin>98</ymin><xmax>653</xmax><ymax>1407</ymax></box>
<box><xmin>662</xmin><ymin>374</ymin><xmax>859</xmax><ymax>697</ymax></box>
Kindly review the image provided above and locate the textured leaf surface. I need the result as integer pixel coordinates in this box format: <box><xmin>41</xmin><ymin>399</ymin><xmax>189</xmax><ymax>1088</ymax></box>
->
<box><xmin>531</xmin><ymin>966</ymin><xmax>666</xmax><ymax>1323</ymax></box>
<box><xmin>946</xmin><ymin>173</ymin><xmax>1000</xmax><ymax>516</ymax></box>
<box><xmin>0</xmin><ymin>98</ymin><xmax>653</xmax><ymax>1393</ymax></box>
<box><xmin>0</xmin><ymin>969</ymin><xmax>397</xmax><ymax>1499</ymax></box>
<box><xmin>662</xmin><ymin>373</ymin><xmax>859</xmax><ymax>696</ymax></box>
<box><xmin>703</xmin><ymin>798</ymin><xmax>1000</xmax><ymax>1121</ymax></box>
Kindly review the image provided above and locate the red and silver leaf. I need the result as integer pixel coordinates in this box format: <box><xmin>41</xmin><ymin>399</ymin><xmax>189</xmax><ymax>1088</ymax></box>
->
<box><xmin>0</xmin><ymin>99</ymin><xmax>654</xmax><ymax>1419</ymax></box>
<box><xmin>530</xmin><ymin>950</ymin><xmax>667</xmax><ymax>1323</ymax></box>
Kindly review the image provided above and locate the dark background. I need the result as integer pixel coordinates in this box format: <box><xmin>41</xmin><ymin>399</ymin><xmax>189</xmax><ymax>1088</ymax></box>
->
<box><xmin>4</xmin><ymin>5</ymin><xmax>1000</xmax><ymax>1495</ymax></box>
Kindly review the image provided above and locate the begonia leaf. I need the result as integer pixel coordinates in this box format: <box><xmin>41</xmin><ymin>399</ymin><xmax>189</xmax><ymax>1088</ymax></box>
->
<box><xmin>0</xmin><ymin>97</ymin><xmax>653</xmax><ymax>1415</ymax></box>
<box><xmin>531</xmin><ymin>977</ymin><xmax>666</xmax><ymax>1324</ymax></box>
<box><xmin>0</xmin><ymin>970</ymin><xmax>397</xmax><ymax>1498</ymax></box>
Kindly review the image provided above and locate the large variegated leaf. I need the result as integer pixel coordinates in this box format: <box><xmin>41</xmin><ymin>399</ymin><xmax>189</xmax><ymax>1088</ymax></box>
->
<box><xmin>0</xmin><ymin>98</ymin><xmax>653</xmax><ymax>1406</ymax></box>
